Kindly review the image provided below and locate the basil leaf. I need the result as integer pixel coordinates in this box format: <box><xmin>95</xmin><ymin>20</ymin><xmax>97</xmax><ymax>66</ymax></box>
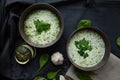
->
<box><xmin>75</xmin><ymin>69</ymin><xmax>93</xmax><ymax>80</ymax></box>
<box><xmin>34</xmin><ymin>76</ymin><xmax>46</xmax><ymax>80</ymax></box>
<box><xmin>116</xmin><ymin>36</ymin><xmax>120</xmax><ymax>47</ymax></box>
<box><xmin>38</xmin><ymin>54</ymin><xmax>49</xmax><ymax>71</ymax></box>
<box><xmin>77</xmin><ymin>20</ymin><xmax>92</xmax><ymax>29</ymax></box>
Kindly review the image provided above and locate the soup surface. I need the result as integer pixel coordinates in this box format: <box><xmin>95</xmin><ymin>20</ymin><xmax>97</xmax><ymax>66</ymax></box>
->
<box><xmin>68</xmin><ymin>30</ymin><xmax>105</xmax><ymax>67</ymax></box>
<box><xmin>24</xmin><ymin>10</ymin><xmax>60</xmax><ymax>45</ymax></box>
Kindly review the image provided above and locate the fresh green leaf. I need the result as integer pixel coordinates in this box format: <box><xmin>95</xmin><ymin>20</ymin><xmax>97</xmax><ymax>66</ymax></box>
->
<box><xmin>77</xmin><ymin>20</ymin><xmax>92</xmax><ymax>29</ymax></box>
<box><xmin>75</xmin><ymin>38</ymin><xmax>92</xmax><ymax>58</ymax></box>
<box><xmin>34</xmin><ymin>76</ymin><xmax>46</xmax><ymax>80</ymax></box>
<box><xmin>47</xmin><ymin>71</ymin><xmax>57</xmax><ymax>79</ymax></box>
<box><xmin>74</xmin><ymin>69</ymin><xmax>93</xmax><ymax>80</ymax></box>
<box><xmin>38</xmin><ymin>54</ymin><xmax>49</xmax><ymax>71</ymax></box>
<box><xmin>53</xmin><ymin>78</ymin><xmax>56</xmax><ymax>80</ymax></box>
<box><xmin>47</xmin><ymin>70</ymin><xmax>59</xmax><ymax>80</ymax></box>
<box><xmin>116</xmin><ymin>36</ymin><xmax>120</xmax><ymax>47</ymax></box>
<box><xmin>34</xmin><ymin>19</ymin><xmax>50</xmax><ymax>34</ymax></box>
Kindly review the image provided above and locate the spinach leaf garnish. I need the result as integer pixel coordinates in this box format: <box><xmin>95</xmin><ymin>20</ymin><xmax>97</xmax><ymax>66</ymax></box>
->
<box><xmin>38</xmin><ymin>53</ymin><xmax>49</xmax><ymax>71</ymax></box>
<box><xmin>34</xmin><ymin>76</ymin><xmax>47</xmax><ymax>80</ymax></box>
<box><xmin>77</xmin><ymin>20</ymin><xmax>92</xmax><ymax>29</ymax></box>
<box><xmin>116</xmin><ymin>36</ymin><xmax>120</xmax><ymax>48</ymax></box>
<box><xmin>47</xmin><ymin>70</ymin><xmax>60</xmax><ymax>80</ymax></box>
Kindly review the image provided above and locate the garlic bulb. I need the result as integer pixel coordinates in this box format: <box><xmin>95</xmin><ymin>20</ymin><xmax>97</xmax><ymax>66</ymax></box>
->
<box><xmin>51</xmin><ymin>52</ymin><xmax>64</xmax><ymax>65</ymax></box>
<box><xmin>59</xmin><ymin>75</ymin><xmax>66</xmax><ymax>80</ymax></box>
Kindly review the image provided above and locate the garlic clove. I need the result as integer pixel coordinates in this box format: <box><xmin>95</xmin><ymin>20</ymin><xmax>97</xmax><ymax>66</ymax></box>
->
<box><xmin>51</xmin><ymin>52</ymin><xmax>64</xmax><ymax>65</ymax></box>
<box><xmin>59</xmin><ymin>75</ymin><xmax>66</xmax><ymax>80</ymax></box>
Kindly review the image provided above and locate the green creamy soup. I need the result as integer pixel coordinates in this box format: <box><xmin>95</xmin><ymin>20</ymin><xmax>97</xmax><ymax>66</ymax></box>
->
<box><xmin>68</xmin><ymin>30</ymin><xmax>105</xmax><ymax>67</ymax></box>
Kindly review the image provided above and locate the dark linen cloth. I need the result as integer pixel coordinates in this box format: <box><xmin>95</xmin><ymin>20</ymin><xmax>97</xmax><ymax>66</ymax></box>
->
<box><xmin>0</xmin><ymin>0</ymin><xmax>120</xmax><ymax>80</ymax></box>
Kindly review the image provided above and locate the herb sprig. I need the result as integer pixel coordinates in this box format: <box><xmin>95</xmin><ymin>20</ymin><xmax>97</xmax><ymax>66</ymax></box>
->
<box><xmin>75</xmin><ymin>38</ymin><xmax>92</xmax><ymax>58</ymax></box>
<box><xmin>34</xmin><ymin>19</ymin><xmax>50</xmax><ymax>34</ymax></box>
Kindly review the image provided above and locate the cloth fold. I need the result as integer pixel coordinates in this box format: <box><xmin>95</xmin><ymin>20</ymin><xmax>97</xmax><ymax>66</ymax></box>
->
<box><xmin>66</xmin><ymin>53</ymin><xmax>120</xmax><ymax>80</ymax></box>
<box><xmin>0</xmin><ymin>0</ymin><xmax>120</xmax><ymax>79</ymax></box>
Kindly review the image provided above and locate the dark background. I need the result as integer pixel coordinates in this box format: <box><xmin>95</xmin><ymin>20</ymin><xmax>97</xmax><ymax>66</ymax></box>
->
<box><xmin>0</xmin><ymin>0</ymin><xmax>120</xmax><ymax>80</ymax></box>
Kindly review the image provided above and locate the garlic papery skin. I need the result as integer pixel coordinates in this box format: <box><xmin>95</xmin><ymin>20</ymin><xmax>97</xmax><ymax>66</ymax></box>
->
<box><xmin>51</xmin><ymin>52</ymin><xmax>64</xmax><ymax>65</ymax></box>
<box><xmin>59</xmin><ymin>75</ymin><xmax>66</xmax><ymax>80</ymax></box>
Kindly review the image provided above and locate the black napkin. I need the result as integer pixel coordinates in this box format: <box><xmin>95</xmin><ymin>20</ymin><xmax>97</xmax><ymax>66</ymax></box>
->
<box><xmin>0</xmin><ymin>0</ymin><xmax>120</xmax><ymax>80</ymax></box>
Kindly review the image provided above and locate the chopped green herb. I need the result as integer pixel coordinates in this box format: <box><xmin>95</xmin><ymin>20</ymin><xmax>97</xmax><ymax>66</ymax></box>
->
<box><xmin>77</xmin><ymin>20</ymin><xmax>92</xmax><ymax>29</ymax></box>
<box><xmin>38</xmin><ymin>54</ymin><xmax>49</xmax><ymax>71</ymax></box>
<box><xmin>74</xmin><ymin>69</ymin><xmax>93</xmax><ymax>80</ymax></box>
<box><xmin>116</xmin><ymin>36</ymin><xmax>120</xmax><ymax>48</ymax></box>
<box><xmin>34</xmin><ymin>19</ymin><xmax>50</xmax><ymax>34</ymax></box>
<box><xmin>75</xmin><ymin>38</ymin><xmax>92</xmax><ymax>58</ymax></box>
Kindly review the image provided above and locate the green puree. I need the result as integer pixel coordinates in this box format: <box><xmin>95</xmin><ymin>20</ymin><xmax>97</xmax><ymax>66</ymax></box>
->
<box><xmin>75</xmin><ymin>38</ymin><xmax>92</xmax><ymax>58</ymax></box>
<box><xmin>34</xmin><ymin>19</ymin><xmax>51</xmax><ymax>34</ymax></box>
